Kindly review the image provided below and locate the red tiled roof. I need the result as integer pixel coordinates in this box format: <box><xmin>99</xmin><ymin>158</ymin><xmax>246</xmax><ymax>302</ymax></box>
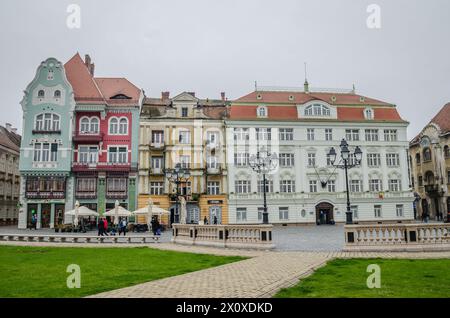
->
<box><xmin>430</xmin><ymin>102</ymin><xmax>450</xmax><ymax>134</ymax></box>
<box><xmin>230</xmin><ymin>90</ymin><xmax>405</xmax><ymax>122</ymax></box>
<box><xmin>94</xmin><ymin>78</ymin><xmax>141</xmax><ymax>104</ymax></box>
<box><xmin>64</xmin><ymin>53</ymin><xmax>104</xmax><ymax>102</ymax></box>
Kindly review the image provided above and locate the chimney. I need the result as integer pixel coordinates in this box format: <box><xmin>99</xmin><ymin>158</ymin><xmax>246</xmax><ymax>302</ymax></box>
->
<box><xmin>84</xmin><ymin>54</ymin><xmax>95</xmax><ymax>76</ymax></box>
<box><xmin>11</xmin><ymin>128</ymin><xmax>17</xmax><ymax>134</ymax></box>
<box><xmin>221</xmin><ymin>92</ymin><xmax>226</xmax><ymax>101</ymax></box>
<box><xmin>5</xmin><ymin>123</ymin><xmax>12</xmax><ymax>132</ymax></box>
<box><xmin>161</xmin><ymin>91</ymin><xmax>170</xmax><ymax>101</ymax></box>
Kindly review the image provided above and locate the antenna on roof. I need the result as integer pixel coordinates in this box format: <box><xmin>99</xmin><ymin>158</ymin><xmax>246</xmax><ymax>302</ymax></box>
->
<box><xmin>303</xmin><ymin>62</ymin><xmax>309</xmax><ymax>93</ymax></box>
<box><xmin>352</xmin><ymin>83</ymin><xmax>356</xmax><ymax>94</ymax></box>
<box><xmin>254</xmin><ymin>81</ymin><xmax>258</xmax><ymax>91</ymax></box>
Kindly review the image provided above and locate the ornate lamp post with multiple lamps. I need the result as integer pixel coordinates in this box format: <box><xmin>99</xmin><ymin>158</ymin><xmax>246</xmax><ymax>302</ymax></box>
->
<box><xmin>164</xmin><ymin>163</ymin><xmax>190</xmax><ymax>224</ymax></box>
<box><xmin>327</xmin><ymin>139</ymin><xmax>363</xmax><ymax>224</ymax></box>
<box><xmin>249</xmin><ymin>151</ymin><xmax>278</xmax><ymax>224</ymax></box>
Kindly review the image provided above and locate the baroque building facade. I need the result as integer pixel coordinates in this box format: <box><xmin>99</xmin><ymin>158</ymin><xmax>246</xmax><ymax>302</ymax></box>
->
<box><xmin>0</xmin><ymin>123</ymin><xmax>21</xmax><ymax>225</ymax></box>
<box><xmin>138</xmin><ymin>92</ymin><xmax>229</xmax><ymax>225</ymax></box>
<box><xmin>226</xmin><ymin>85</ymin><xmax>414</xmax><ymax>224</ymax></box>
<box><xmin>18</xmin><ymin>57</ymin><xmax>75</xmax><ymax>229</ymax></box>
<box><xmin>409</xmin><ymin>102</ymin><xmax>450</xmax><ymax>222</ymax></box>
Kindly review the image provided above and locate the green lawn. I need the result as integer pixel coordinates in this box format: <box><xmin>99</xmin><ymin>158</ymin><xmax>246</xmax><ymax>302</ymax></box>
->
<box><xmin>0</xmin><ymin>246</ymin><xmax>245</xmax><ymax>298</ymax></box>
<box><xmin>276</xmin><ymin>258</ymin><xmax>450</xmax><ymax>298</ymax></box>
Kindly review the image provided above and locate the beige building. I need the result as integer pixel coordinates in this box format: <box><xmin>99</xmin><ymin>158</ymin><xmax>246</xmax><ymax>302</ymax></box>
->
<box><xmin>409</xmin><ymin>103</ymin><xmax>450</xmax><ymax>222</ymax></box>
<box><xmin>138</xmin><ymin>92</ymin><xmax>230</xmax><ymax>226</ymax></box>
<box><xmin>0</xmin><ymin>123</ymin><xmax>21</xmax><ymax>225</ymax></box>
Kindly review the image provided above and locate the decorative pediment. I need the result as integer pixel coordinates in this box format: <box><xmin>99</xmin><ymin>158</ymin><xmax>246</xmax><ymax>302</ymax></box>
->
<box><xmin>172</xmin><ymin>92</ymin><xmax>199</xmax><ymax>103</ymax></box>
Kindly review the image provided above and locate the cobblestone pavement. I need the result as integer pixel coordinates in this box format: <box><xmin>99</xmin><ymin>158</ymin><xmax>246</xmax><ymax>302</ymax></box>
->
<box><xmin>89</xmin><ymin>250</ymin><xmax>450</xmax><ymax>298</ymax></box>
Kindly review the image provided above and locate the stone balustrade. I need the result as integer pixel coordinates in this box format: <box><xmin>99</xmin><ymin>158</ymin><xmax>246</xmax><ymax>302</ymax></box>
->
<box><xmin>0</xmin><ymin>234</ymin><xmax>160</xmax><ymax>244</ymax></box>
<box><xmin>344</xmin><ymin>223</ymin><xmax>450</xmax><ymax>252</ymax></box>
<box><xmin>172</xmin><ymin>224</ymin><xmax>275</xmax><ymax>250</ymax></box>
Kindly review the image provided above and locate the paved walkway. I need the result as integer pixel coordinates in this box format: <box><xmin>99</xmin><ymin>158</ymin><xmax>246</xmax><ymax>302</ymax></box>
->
<box><xmin>89</xmin><ymin>249</ymin><xmax>450</xmax><ymax>298</ymax></box>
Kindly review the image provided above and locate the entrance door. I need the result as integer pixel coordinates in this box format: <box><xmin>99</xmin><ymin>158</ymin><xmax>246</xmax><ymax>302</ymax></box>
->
<box><xmin>54</xmin><ymin>204</ymin><xmax>65</xmax><ymax>226</ymax></box>
<box><xmin>421</xmin><ymin>199</ymin><xmax>429</xmax><ymax>219</ymax></box>
<box><xmin>315</xmin><ymin>202</ymin><xmax>334</xmax><ymax>225</ymax></box>
<box><xmin>187</xmin><ymin>206</ymin><xmax>200</xmax><ymax>224</ymax></box>
<box><xmin>27</xmin><ymin>204</ymin><xmax>38</xmax><ymax>228</ymax></box>
<box><xmin>41</xmin><ymin>204</ymin><xmax>51</xmax><ymax>228</ymax></box>
<box><xmin>209</xmin><ymin>206</ymin><xmax>222</xmax><ymax>224</ymax></box>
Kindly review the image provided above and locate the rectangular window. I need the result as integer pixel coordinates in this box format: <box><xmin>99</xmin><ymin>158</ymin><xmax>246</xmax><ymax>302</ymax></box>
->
<box><xmin>396</xmin><ymin>204</ymin><xmax>404</xmax><ymax>217</ymax></box>
<box><xmin>233</xmin><ymin>128</ymin><xmax>249</xmax><ymax>141</ymax></box>
<box><xmin>309</xmin><ymin>180</ymin><xmax>318</xmax><ymax>193</ymax></box>
<box><xmin>388</xmin><ymin>179</ymin><xmax>401</xmax><ymax>192</ymax></box>
<box><xmin>150</xmin><ymin>182</ymin><xmax>164</xmax><ymax>195</ymax></box>
<box><xmin>50</xmin><ymin>143</ymin><xmax>58</xmax><ymax>162</ymax></box>
<box><xmin>365</xmin><ymin>129</ymin><xmax>379</xmax><ymax>141</ymax></box>
<box><xmin>384</xmin><ymin>129</ymin><xmax>398</xmax><ymax>142</ymax></box>
<box><xmin>367</xmin><ymin>153</ymin><xmax>381</xmax><ymax>167</ymax></box>
<box><xmin>33</xmin><ymin>143</ymin><xmax>58</xmax><ymax>162</ymax></box>
<box><xmin>280</xmin><ymin>180</ymin><xmax>295</xmax><ymax>193</ymax></box>
<box><xmin>279</xmin><ymin>128</ymin><xmax>294</xmax><ymax>141</ymax></box>
<box><xmin>258</xmin><ymin>207</ymin><xmax>264</xmax><ymax>221</ymax></box>
<box><xmin>351</xmin><ymin>205</ymin><xmax>358</xmax><ymax>219</ymax></box>
<box><xmin>418</xmin><ymin>175</ymin><xmax>423</xmax><ymax>187</ymax></box>
<box><xmin>180</xmin><ymin>155</ymin><xmax>190</xmax><ymax>169</ymax></box>
<box><xmin>235</xmin><ymin>180</ymin><xmax>251</xmax><ymax>193</ymax></box>
<box><xmin>279</xmin><ymin>153</ymin><xmax>295</xmax><ymax>167</ymax></box>
<box><xmin>207</xmin><ymin>181</ymin><xmax>220</xmax><ymax>195</ymax></box>
<box><xmin>42</xmin><ymin>143</ymin><xmax>50</xmax><ymax>162</ymax></box>
<box><xmin>345</xmin><ymin>129</ymin><xmax>360</xmax><ymax>141</ymax></box>
<box><xmin>76</xmin><ymin>178</ymin><xmax>97</xmax><ymax>192</ymax></box>
<box><xmin>256</xmin><ymin>128</ymin><xmax>271</xmax><ymax>141</ymax></box>
<box><xmin>206</xmin><ymin>131</ymin><xmax>219</xmax><ymax>144</ymax></box>
<box><xmin>236</xmin><ymin>208</ymin><xmax>247</xmax><ymax>222</ymax></box>
<box><xmin>350</xmin><ymin>180</ymin><xmax>362</xmax><ymax>192</ymax></box>
<box><xmin>279</xmin><ymin>207</ymin><xmax>289</xmax><ymax>220</ymax></box>
<box><xmin>374</xmin><ymin>205</ymin><xmax>382</xmax><ymax>218</ymax></box>
<box><xmin>307</xmin><ymin>153</ymin><xmax>316</xmax><ymax>167</ymax></box>
<box><xmin>234</xmin><ymin>153</ymin><xmax>249</xmax><ymax>166</ymax></box>
<box><xmin>369</xmin><ymin>179</ymin><xmax>381</xmax><ymax>192</ymax></box>
<box><xmin>79</xmin><ymin>146</ymin><xmax>98</xmax><ymax>163</ymax></box>
<box><xmin>257</xmin><ymin>180</ymin><xmax>273</xmax><ymax>193</ymax></box>
<box><xmin>179</xmin><ymin>130</ymin><xmax>190</xmax><ymax>144</ymax></box>
<box><xmin>151</xmin><ymin>157</ymin><xmax>163</xmax><ymax>169</ymax></box>
<box><xmin>307</xmin><ymin>128</ymin><xmax>315</xmax><ymax>141</ymax></box>
<box><xmin>325</xmin><ymin>128</ymin><xmax>333</xmax><ymax>141</ymax></box>
<box><xmin>207</xmin><ymin>156</ymin><xmax>218</xmax><ymax>169</ymax></box>
<box><xmin>181</xmin><ymin>107</ymin><xmax>188</xmax><ymax>117</ymax></box>
<box><xmin>108</xmin><ymin>147</ymin><xmax>127</xmax><ymax>163</ymax></box>
<box><xmin>107</xmin><ymin>178</ymin><xmax>127</xmax><ymax>192</ymax></box>
<box><xmin>151</xmin><ymin>130</ymin><xmax>164</xmax><ymax>143</ymax></box>
<box><xmin>327</xmin><ymin>180</ymin><xmax>336</xmax><ymax>192</ymax></box>
<box><xmin>33</xmin><ymin>143</ymin><xmax>41</xmax><ymax>162</ymax></box>
<box><xmin>326</xmin><ymin>153</ymin><xmax>334</xmax><ymax>166</ymax></box>
<box><xmin>386</xmin><ymin>153</ymin><xmax>400</xmax><ymax>167</ymax></box>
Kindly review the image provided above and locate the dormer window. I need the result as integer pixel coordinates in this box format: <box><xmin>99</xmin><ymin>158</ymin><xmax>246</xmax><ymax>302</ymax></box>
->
<box><xmin>38</xmin><ymin>90</ymin><xmax>45</xmax><ymax>98</ymax></box>
<box><xmin>110</xmin><ymin>94</ymin><xmax>131</xmax><ymax>99</ymax></box>
<box><xmin>304</xmin><ymin>104</ymin><xmax>330</xmax><ymax>116</ymax></box>
<box><xmin>181</xmin><ymin>107</ymin><xmax>188</xmax><ymax>117</ymax></box>
<box><xmin>288</xmin><ymin>95</ymin><xmax>294</xmax><ymax>101</ymax></box>
<box><xmin>257</xmin><ymin>106</ymin><xmax>268</xmax><ymax>118</ymax></box>
<box><xmin>256</xmin><ymin>94</ymin><xmax>262</xmax><ymax>100</ymax></box>
<box><xmin>54</xmin><ymin>90</ymin><xmax>61</xmax><ymax>98</ymax></box>
<box><xmin>364</xmin><ymin>107</ymin><xmax>374</xmax><ymax>120</ymax></box>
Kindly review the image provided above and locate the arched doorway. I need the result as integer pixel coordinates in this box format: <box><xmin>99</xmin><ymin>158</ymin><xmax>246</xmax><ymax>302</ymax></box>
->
<box><xmin>315</xmin><ymin>202</ymin><xmax>334</xmax><ymax>225</ymax></box>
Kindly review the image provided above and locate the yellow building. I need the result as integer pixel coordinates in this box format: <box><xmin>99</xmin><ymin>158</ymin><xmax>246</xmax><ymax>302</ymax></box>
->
<box><xmin>138</xmin><ymin>91</ymin><xmax>229</xmax><ymax>226</ymax></box>
<box><xmin>409</xmin><ymin>102</ymin><xmax>450</xmax><ymax>222</ymax></box>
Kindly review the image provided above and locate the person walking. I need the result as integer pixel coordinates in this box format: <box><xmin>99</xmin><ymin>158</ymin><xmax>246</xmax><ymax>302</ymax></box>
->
<box><xmin>213</xmin><ymin>215</ymin><xmax>218</xmax><ymax>225</ymax></box>
<box><xmin>203</xmin><ymin>216</ymin><xmax>208</xmax><ymax>225</ymax></box>
<box><xmin>31</xmin><ymin>213</ymin><xmax>37</xmax><ymax>230</ymax></box>
<box><xmin>97</xmin><ymin>218</ymin><xmax>104</xmax><ymax>236</ymax></box>
<box><xmin>119</xmin><ymin>218</ymin><xmax>127</xmax><ymax>236</ymax></box>
<box><xmin>103</xmin><ymin>218</ymin><xmax>109</xmax><ymax>236</ymax></box>
<box><xmin>150</xmin><ymin>217</ymin><xmax>157</xmax><ymax>235</ymax></box>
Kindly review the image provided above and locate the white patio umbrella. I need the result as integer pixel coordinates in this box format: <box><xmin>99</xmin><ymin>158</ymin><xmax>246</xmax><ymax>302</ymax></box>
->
<box><xmin>132</xmin><ymin>199</ymin><xmax>169</xmax><ymax>227</ymax></box>
<box><xmin>104</xmin><ymin>205</ymin><xmax>132</xmax><ymax>218</ymax></box>
<box><xmin>66</xmin><ymin>203</ymin><xmax>99</xmax><ymax>225</ymax></box>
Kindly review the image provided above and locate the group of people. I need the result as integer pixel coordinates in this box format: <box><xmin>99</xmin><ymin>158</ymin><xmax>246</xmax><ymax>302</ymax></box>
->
<box><xmin>97</xmin><ymin>217</ymin><xmax>128</xmax><ymax>236</ymax></box>
<box><xmin>203</xmin><ymin>215</ymin><xmax>218</xmax><ymax>225</ymax></box>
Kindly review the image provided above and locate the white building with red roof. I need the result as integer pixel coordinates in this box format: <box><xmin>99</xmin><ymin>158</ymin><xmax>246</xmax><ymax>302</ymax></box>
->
<box><xmin>226</xmin><ymin>83</ymin><xmax>414</xmax><ymax>224</ymax></box>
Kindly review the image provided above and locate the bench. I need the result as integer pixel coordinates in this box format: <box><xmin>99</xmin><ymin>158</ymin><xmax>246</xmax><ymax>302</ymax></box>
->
<box><xmin>0</xmin><ymin>234</ymin><xmax>161</xmax><ymax>244</ymax></box>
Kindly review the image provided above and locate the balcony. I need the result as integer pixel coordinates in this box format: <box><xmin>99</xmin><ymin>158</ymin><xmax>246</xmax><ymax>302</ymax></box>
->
<box><xmin>150</xmin><ymin>142</ymin><xmax>165</xmax><ymax>149</ymax></box>
<box><xmin>206</xmin><ymin>167</ymin><xmax>221</xmax><ymax>175</ymax></box>
<box><xmin>106</xmin><ymin>191</ymin><xmax>128</xmax><ymax>199</ymax></box>
<box><xmin>75</xmin><ymin>191</ymin><xmax>97</xmax><ymax>199</ymax></box>
<box><xmin>32</xmin><ymin>129</ymin><xmax>61</xmax><ymax>135</ymax></box>
<box><xmin>425</xmin><ymin>184</ymin><xmax>440</xmax><ymax>194</ymax></box>
<box><xmin>25</xmin><ymin>191</ymin><xmax>65</xmax><ymax>199</ymax></box>
<box><xmin>73</xmin><ymin>131</ymin><xmax>104</xmax><ymax>142</ymax></box>
<box><xmin>73</xmin><ymin>162</ymin><xmax>136</xmax><ymax>172</ymax></box>
<box><xmin>150</xmin><ymin>168</ymin><xmax>164</xmax><ymax>175</ymax></box>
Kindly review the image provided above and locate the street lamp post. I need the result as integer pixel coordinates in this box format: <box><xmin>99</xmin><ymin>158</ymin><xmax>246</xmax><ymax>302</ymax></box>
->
<box><xmin>164</xmin><ymin>163</ymin><xmax>190</xmax><ymax>225</ymax></box>
<box><xmin>249</xmin><ymin>151</ymin><xmax>278</xmax><ymax>224</ymax></box>
<box><xmin>327</xmin><ymin>139</ymin><xmax>363</xmax><ymax>224</ymax></box>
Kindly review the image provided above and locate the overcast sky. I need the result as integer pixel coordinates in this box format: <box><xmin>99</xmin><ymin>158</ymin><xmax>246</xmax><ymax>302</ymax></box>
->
<box><xmin>1</xmin><ymin>0</ymin><xmax>449</xmax><ymax>139</ymax></box>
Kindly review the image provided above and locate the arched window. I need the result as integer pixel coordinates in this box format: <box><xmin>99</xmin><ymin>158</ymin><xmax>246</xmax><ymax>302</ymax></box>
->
<box><xmin>80</xmin><ymin>117</ymin><xmax>90</xmax><ymax>133</ymax></box>
<box><xmin>35</xmin><ymin>113</ymin><xmax>59</xmax><ymax>131</ymax></box>
<box><xmin>364</xmin><ymin>108</ymin><xmax>374</xmax><ymax>120</ymax></box>
<box><xmin>109</xmin><ymin>117</ymin><xmax>118</xmax><ymax>134</ymax></box>
<box><xmin>90</xmin><ymin>117</ymin><xmax>99</xmax><ymax>133</ymax></box>
<box><xmin>257</xmin><ymin>106</ymin><xmax>267</xmax><ymax>117</ymax></box>
<box><xmin>119</xmin><ymin>118</ymin><xmax>128</xmax><ymax>134</ymax></box>
<box><xmin>38</xmin><ymin>90</ymin><xmax>45</xmax><ymax>98</ymax></box>
<box><xmin>423</xmin><ymin>148</ymin><xmax>432</xmax><ymax>162</ymax></box>
<box><xmin>54</xmin><ymin>90</ymin><xmax>61</xmax><ymax>98</ymax></box>
<box><xmin>305</xmin><ymin>104</ymin><xmax>330</xmax><ymax>116</ymax></box>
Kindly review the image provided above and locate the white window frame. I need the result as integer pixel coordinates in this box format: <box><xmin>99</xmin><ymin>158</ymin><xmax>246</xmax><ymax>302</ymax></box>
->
<box><xmin>207</xmin><ymin>181</ymin><xmax>220</xmax><ymax>195</ymax></box>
